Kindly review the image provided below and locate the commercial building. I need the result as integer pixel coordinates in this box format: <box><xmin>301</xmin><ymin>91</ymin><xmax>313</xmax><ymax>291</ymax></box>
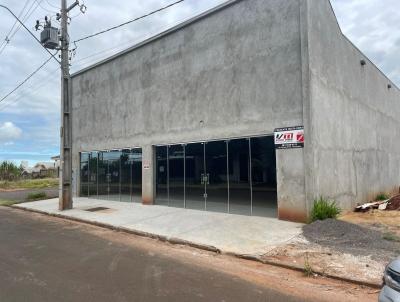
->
<box><xmin>71</xmin><ymin>0</ymin><xmax>400</xmax><ymax>222</ymax></box>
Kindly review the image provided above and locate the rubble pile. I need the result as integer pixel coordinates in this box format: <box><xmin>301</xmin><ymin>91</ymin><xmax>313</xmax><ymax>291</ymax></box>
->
<box><xmin>355</xmin><ymin>194</ymin><xmax>400</xmax><ymax>212</ymax></box>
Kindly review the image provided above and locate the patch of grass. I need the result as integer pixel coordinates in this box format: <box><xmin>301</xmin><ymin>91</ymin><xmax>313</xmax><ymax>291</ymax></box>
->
<box><xmin>383</xmin><ymin>232</ymin><xmax>400</xmax><ymax>242</ymax></box>
<box><xmin>0</xmin><ymin>199</ymin><xmax>19</xmax><ymax>206</ymax></box>
<box><xmin>27</xmin><ymin>192</ymin><xmax>47</xmax><ymax>201</ymax></box>
<box><xmin>310</xmin><ymin>197</ymin><xmax>341</xmax><ymax>223</ymax></box>
<box><xmin>376</xmin><ymin>193</ymin><xmax>390</xmax><ymax>201</ymax></box>
<box><xmin>303</xmin><ymin>254</ymin><xmax>314</xmax><ymax>277</ymax></box>
<box><xmin>0</xmin><ymin>178</ymin><xmax>58</xmax><ymax>190</ymax></box>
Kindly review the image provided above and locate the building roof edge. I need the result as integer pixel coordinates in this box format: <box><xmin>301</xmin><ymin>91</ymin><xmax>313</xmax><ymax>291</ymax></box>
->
<box><xmin>71</xmin><ymin>0</ymin><xmax>243</xmax><ymax>78</ymax></box>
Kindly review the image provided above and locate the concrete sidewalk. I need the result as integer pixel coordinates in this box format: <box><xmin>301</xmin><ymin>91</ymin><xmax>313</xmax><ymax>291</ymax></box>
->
<box><xmin>14</xmin><ymin>198</ymin><xmax>303</xmax><ymax>256</ymax></box>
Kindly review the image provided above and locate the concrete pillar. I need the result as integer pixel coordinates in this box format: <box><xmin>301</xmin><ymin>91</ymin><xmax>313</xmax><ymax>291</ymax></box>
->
<box><xmin>276</xmin><ymin>148</ymin><xmax>308</xmax><ymax>223</ymax></box>
<box><xmin>142</xmin><ymin>145</ymin><xmax>155</xmax><ymax>205</ymax></box>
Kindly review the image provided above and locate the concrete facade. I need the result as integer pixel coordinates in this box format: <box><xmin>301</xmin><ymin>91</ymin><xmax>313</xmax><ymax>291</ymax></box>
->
<box><xmin>304</xmin><ymin>0</ymin><xmax>400</xmax><ymax>209</ymax></box>
<box><xmin>71</xmin><ymin>0</ymin><xmax>400</xmax><ymax>222</ymax></box>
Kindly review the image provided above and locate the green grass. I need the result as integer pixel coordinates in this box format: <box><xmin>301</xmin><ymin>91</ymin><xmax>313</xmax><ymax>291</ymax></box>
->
<box><xmin>0</xmin><ymin>178</ymin><xmax>58</xmax><ymax>190</ymax></box>
<box><xmin>26</xmin><ymin>192</ymin><xmax>47</xmax><ymax>201</ymax></box>
<box><xmin>383</xmin><ymin>232</ymin><xmax>400</xmax><ymax>242</ymax></box>
<box><xmin>310</xmin><ymin>197</ymin><xmax>341</xmax><ymax>223</ymax></box>
<box><xmin>0</xmin><ymin>199</ymin><xmax>19</xmax><ymax>206</ymax></box>
<box><xmin>376</xmin><ymin>193</ymin><xmax>390</xmax><ymax>201</ymax></box>
<box><xmin>303</xmin><ymin>254</ymin><xmax>314</xmax><ymax>277</ymax></box>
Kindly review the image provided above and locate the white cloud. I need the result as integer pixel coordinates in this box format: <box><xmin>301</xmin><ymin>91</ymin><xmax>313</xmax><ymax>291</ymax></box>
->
<box><xmin>0</xmin><ymin>0</ymin><xmax>399</xmax><ymax>163</ymax></box>
<box><xmin>0</xmin><ymin>121</ymin><xmax>22</xmax><ymax>144</ymax></box>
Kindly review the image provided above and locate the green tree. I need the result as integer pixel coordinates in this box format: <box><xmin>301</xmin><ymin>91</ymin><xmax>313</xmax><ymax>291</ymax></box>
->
<box><xmin>0</xmin><ymin>161</ymin><xmax>21</xmax><ymax>181</ymax></box>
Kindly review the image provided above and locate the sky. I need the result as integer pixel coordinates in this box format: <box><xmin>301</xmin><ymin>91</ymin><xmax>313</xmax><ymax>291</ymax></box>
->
<box><xmin>0</xmin><ymin>0</ymin><xmax>399</xmax><ymax>167</ymax></box>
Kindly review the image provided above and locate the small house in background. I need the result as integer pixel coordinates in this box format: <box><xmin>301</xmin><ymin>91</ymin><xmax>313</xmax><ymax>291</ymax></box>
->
<box><xmin>21</xmin><ymin>156</ymin><xmax>60</xmax><ymax>179</ymax></box>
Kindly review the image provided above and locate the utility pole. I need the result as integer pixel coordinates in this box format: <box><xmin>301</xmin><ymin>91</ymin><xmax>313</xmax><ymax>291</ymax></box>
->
<box><xmin>59</xmin><ymin>0</ymin><xmax>73</xmax><ymax>210</ymax></box>
<box><xmin>36</xmin><ymin>1</ymin><xmax>84</xmax><ymax>210</ymax></box>
<box><xmin>59</xmin><ymin>0</ymin><xmax>83</xmax><ymax>210</ymax></box>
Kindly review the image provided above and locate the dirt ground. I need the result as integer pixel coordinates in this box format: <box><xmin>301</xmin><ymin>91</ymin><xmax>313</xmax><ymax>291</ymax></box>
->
<box><xmin>262</xmin><ymin>212</ymin><xmax>400</xmax><ymax>287</ymax></box>
<box><xmin>340</xmin><ymin>210</ymin><xmax>400</xmax><ymax>237</ymax></box>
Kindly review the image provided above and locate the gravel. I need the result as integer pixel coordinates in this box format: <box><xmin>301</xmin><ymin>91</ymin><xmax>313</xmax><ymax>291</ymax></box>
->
<box><xmin>303</xmin><ymin>218</ymin><xmax>400</xmax><ymax>261</ymax></box>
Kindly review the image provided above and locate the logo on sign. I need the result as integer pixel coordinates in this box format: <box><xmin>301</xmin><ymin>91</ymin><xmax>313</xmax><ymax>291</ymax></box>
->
<box><xmin>274</xmin><ymin>126</ymin><xmax>304</xmax><ymax>149</ymax></box>
<box><xmin>276</xmin><ymin>133</ymin><xmax>293</xmax><ymax>142</ymax></box>
<box><xmin>296</xmin><ymin>133</ymin><xmax>304</xmax><ymax>143</ymax></box>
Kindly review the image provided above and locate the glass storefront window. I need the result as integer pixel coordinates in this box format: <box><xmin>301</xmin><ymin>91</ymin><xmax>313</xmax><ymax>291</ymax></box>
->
<box><xmin>80</xmin><ymin>148</ymin><xmax>142</xmax><ymax>202</ymax></box>
<box><xmin>154</xmin><ymin>135</ymin><xmax>277</xmax><ymax>217</ymax></box>
<box><xmin>80</xmin><ymin>152</ymin><xmax>89</xmax><ymax>197</ymax></box>
<box><xmin>251</xmin><ymin>136</ymin><xmax>277</xmax><ymax>217</ymax></box>
<box><xmin>155</xmin><ymin>146</ymin><xmax>168</xmax><ymax>206</ymax></box>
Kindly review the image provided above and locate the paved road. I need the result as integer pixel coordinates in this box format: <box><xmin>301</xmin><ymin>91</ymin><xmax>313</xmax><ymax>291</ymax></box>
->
<box><xmin>0</xmin><ymin>188</ymin><xmax>58</xmax><ymax>202</ymax></box>
<box><xmin>0</xmin><ymin>207</ymin><xmax>306</xmax><ymax>302</ymax></box>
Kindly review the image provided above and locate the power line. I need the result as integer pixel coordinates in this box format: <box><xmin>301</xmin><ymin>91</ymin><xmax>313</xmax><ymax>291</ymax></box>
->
<box><xmin>0</xmin><ymin>0</ymin><xmax>32</xmax><ymax>54</ymax></box>
<box><xmin>0</xmin><ymin>0</ymin><xmax>42</xmax><ymax>55</ymax></box>
<box><xmin>0</xmin><ymin>4</ymin><xmax>61</xmax><ymax>64</ymax></box>
<box><xmin>0</xmin><ymin>75</ymin><xmax>58</xmax><ymax>111</ymax></box>
<box><xmin>44</xmin><ymin>0</ymin><xmax>60</xmax><ymax>10</ymax></box>
<box><xmin>0</xmin><ymin>64</ymin><xmax>59</xmax><ymax>111</ymax></box>
<box><xmin>0</xmin><ymin>55</ymin><xmax>54</xmax><ymax>104</ymax></box>
<box><xmin>9</xmin><ymin>0</ymin><xmax>41</xmax><ymax>39</ymax></box>
<box><xmin>34</xmin><ymin>0</ymin><xmax>58</xmax><ymax>13</ymax></box>
<box><xmin>0</xmin><ymin>0</ymin><xmax>30</xmax><ymax>47</ymax></box>
<box><xmin>73</xmin><ymin>0</ymin><xmax>184</xmax><ymax>44</ymax></box>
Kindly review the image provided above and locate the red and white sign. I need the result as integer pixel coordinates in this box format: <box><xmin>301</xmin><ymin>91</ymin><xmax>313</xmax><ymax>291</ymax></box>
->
<box><xmin>274</xmin><ymin>126</ymin><xmax>304</xmax><ymax>149</ymax></box>
<box><xmin>143</xmin><ymin>161</ymin><xmax>150</xmax><ymax>169</ymax></box>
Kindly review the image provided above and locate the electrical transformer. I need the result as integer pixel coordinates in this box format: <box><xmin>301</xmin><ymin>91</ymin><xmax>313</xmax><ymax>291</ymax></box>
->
<box><xmin>40</xmin><ymin>26</ymin><xmax>59</xmax><ymax>49</ymax></box>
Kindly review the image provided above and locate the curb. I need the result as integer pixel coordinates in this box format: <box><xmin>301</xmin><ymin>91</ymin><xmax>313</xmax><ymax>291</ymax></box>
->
<box><xmin>8</xmin><ymin>205</ymin><xmax>381</xmax><ymax>289</ymax></box>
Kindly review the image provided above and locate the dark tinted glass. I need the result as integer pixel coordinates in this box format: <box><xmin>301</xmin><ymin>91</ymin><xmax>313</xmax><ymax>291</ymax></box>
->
<box><xmin>168</xmin><ymin>145</ymin><xmax>184</xmax><ymax>208</ymax></box>
<box><xmin>228</xmin><ymin>139</ymin><xmax>251</xmax><ymax>215</ymax></box>
<box><xmin>120</xmin><ymin>150</ymin><xmax>132</xmax><ymax>202</ymax></box>
<box><xmin>88</xmin><ymin>152</ymin><xmax>98</xmax><ymax>197</ymax></box>
<box><xmin>131</xmin><ymin>149</ymin><xmax>142</xmax><ymax>203</ymax></box>
<box><xmin>97</xmin><ymin>152</ymin><xmax>108</xmax><ymax>200</ymax></box>
<box><xmin>185</xmin><ymin>143</ymin><xmax>205</xmax><ymax>210</ymax></box>
<box><xmin>155</xmin><ymin>146</ymin><xmax>168</xmax><ymax>205</ymax></box>
<box><xmin>205</xmin><ymin>141</ymin><xmax>228</xmax><ymax>212</ymax></box>
<box><xmin>251</xmin><ymin>136</ymin><xmax>277</xmax><ymax>217</ymax></box>
<box><xmin>80</xmin><ymin>153</ymin><xmax>89</xmax><ymax>197</ymax></box>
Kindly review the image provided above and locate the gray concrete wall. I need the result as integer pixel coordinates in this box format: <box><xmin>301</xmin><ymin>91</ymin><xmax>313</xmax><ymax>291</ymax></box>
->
<box><xmin>71</xmin><ymin>0</ymin><xmax>307</xmax><ymax>221</ymax></box>
<box><xmin>306</xmin><ymin>0</ymin><xmax>400</xmax><ymax>210</ymax></box>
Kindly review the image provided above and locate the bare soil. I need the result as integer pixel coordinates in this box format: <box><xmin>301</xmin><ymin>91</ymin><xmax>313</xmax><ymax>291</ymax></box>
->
<box><xmin>340</xmin><ymin>210</ymin><xmax>400</xmax><ymax>237</ymax></box>
<box><xmin>387</xmin><ymin>194</ymin><xmax>400</xmax><ymax>211</ymax></box>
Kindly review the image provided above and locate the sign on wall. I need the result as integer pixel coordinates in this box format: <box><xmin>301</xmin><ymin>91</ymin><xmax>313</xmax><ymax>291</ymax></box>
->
<box><xmin>274</xmin><ymin>126</ymin><xmax>304</xmax><ymax>149</ymax></box>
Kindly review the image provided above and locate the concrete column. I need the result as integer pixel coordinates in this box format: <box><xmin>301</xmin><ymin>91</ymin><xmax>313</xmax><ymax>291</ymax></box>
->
<box><xmin>142</xmin><ymin>145</ymin><xmax>155</xmax><ymax>205</ymax></box>
<box><xmin>276</xmin><ymin>148</ymin><xmax>307</xmax><ymax>223</ymax></box>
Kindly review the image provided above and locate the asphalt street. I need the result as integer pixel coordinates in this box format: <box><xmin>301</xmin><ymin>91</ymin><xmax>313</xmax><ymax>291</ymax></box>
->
<box><xmin>0</xmin><ymin>206</ymin><xmax>306</xmax><ymax>302</ymax></box>
<box><xmin>0</xmin><ymin>188</ymin><xmax>58</xmax><ymax>202</ymax></box>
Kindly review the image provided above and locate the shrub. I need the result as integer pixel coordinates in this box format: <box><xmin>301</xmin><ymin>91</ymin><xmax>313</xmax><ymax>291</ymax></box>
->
<box><xmin>310</xmin><ymin>197</ymin><xmax>341</xmax><ymax>222</ymax></box>
<box><xmin>27</xmin><ymin>192</ymin><xmax>47</xmax><ymax>201</ymax></box>
<box><xmin>376</xmin><ymin>193</ymin><xmax>389</xmax><ymax>201</ymax></box>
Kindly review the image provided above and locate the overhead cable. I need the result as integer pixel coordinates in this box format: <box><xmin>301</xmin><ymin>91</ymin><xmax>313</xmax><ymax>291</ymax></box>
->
<box><xmin>73</xmin><ymin>0</ymin><xmax>184</xmax><ymax>44</ymax></box>
<box><xmin>0</xmin><ymin>55</ymin><xmax>54</xmax><ymax>104</ymax></box>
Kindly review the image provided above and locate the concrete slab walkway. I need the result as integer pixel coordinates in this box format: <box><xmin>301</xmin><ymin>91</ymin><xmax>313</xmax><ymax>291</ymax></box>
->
<box><xmin>14</xmin><ymin>198</ymin><xmax>303</xmax><ymax>256</ymax></box>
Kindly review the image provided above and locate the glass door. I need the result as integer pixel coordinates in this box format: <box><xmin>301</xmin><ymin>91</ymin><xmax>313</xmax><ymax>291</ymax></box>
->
<box><xmin>185</xmin><ymin>142</ymin><xmax>205</xmax><ymax>210</ymax></box>
<box><xmin>204</xmin><ymin>141</ymin><xmax>228</xmax><ymax>212</ymax></box>
<box><xmin>228</xmin><ymin>138</ymin><xmax>252</xmax><ymax>215</ymax></box>
<box><xmin>131</xmin><ymin>149</ymin><xmax>142</xmax><ymax>203</ymax></box>
<box><xmin>168</xmin><ymin>145</ymin><xmax>185</xmax><ymax>208</ymax></box>
<box><xmin>107</xmin><ymin>151</ymin><xmax>121</xmax><ymax>201</ymax></box>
